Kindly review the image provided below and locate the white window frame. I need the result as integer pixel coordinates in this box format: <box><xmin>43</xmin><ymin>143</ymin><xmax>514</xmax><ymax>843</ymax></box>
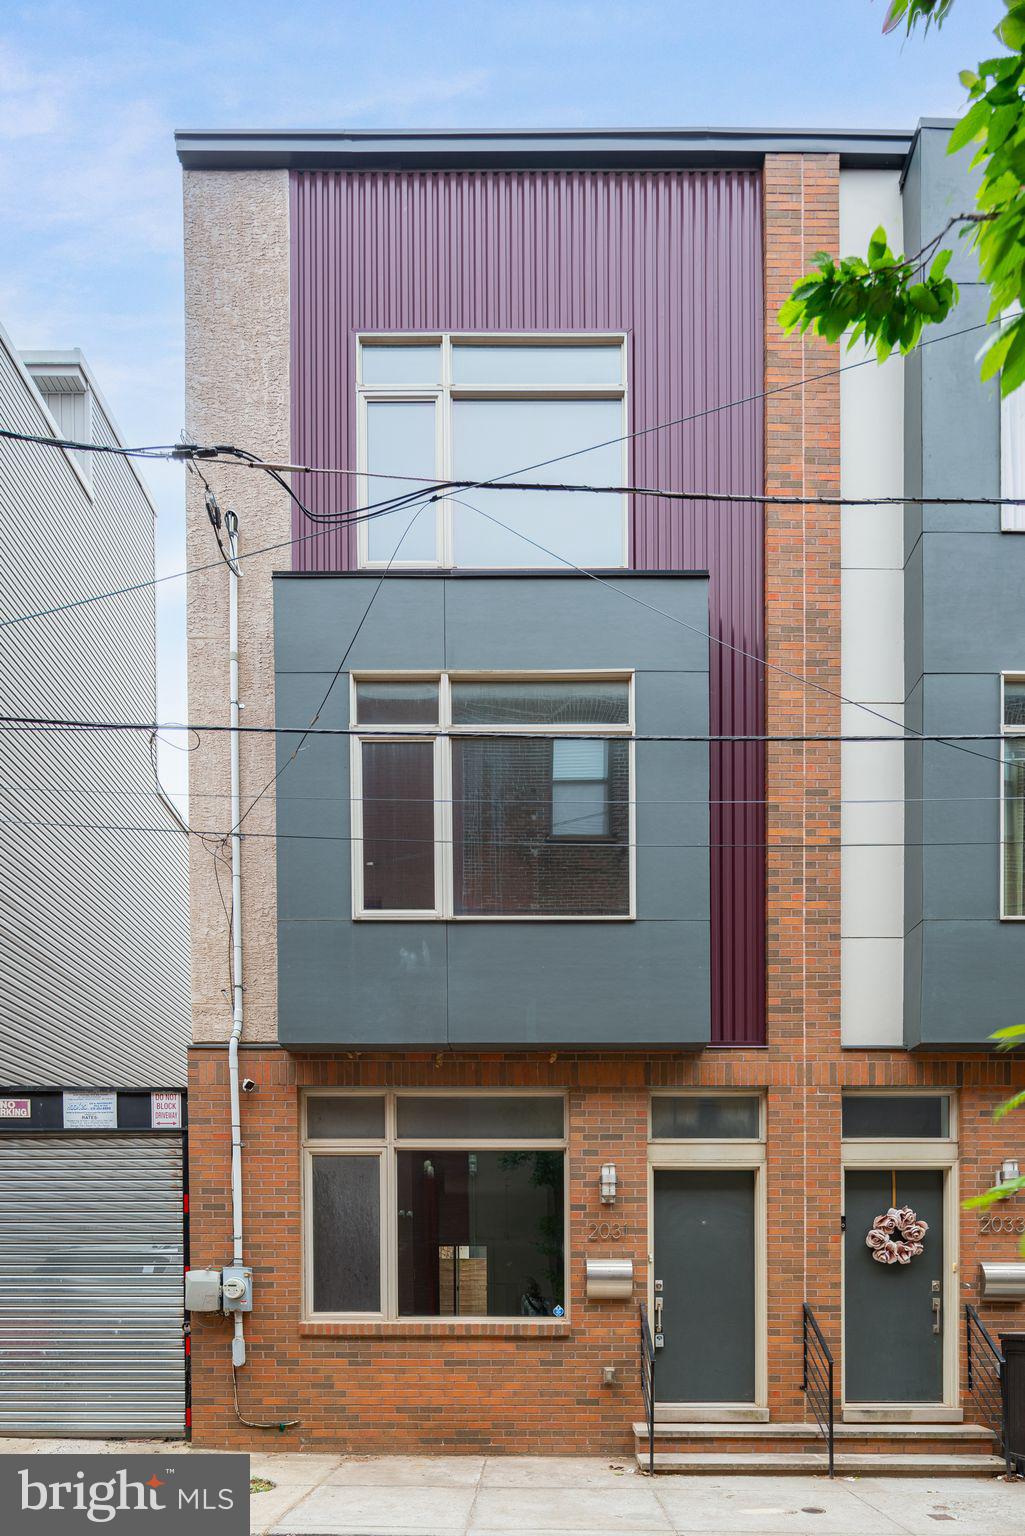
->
<box><xmin>1000</xmin><ymin>671</ymin><xmax>1025</xmax><ymax>919</ymax></box>
<box><xmin>350</xmin><ymin>670</ymin><xmax>636</xmax><ymax>921</ymax></box>
<box><xmin>355</xmin><ymin>332</ymin><xmax>629</xmax><ymax>569</ymax></box>
<box><xmin>302</xmin><ymin>1088</ymin><xmax>569</xmax><ymax>1323</ymax></box>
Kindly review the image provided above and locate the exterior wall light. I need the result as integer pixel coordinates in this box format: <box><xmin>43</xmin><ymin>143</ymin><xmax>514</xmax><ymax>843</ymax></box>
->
<box><xmin>600</xmin><ymin>1164</ymin><xmax>618</xmax><ymax>1204</ymax></box>
<box><xmin>998</xmin><ymin>1158</ymin><xmax>1021</xmax><ymax>1185</ymax></box>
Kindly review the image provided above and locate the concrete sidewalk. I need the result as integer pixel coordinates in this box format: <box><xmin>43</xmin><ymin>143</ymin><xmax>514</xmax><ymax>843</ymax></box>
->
<box><xmin>0</xmin><ymin>1443</ymin><xmax>1020</xmax><ymax>1534</ymax></box>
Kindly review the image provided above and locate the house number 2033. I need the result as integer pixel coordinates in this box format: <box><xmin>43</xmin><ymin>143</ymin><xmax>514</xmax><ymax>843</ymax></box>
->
<box><xmin>979</xmin><ymin>1213</ymin><xmax>1025</xmax><ymax>1234</ymax></box>
<box><xmin>587</xmin><ymin>1220</ymin><xmax>625</xmax><ymax>1241</ymax></box>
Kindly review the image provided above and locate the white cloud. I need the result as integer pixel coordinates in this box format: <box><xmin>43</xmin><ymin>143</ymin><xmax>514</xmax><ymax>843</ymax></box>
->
<box><xmin>0</xmin><ymin>41</ymin><xmax>68</xmax><ymax>138</ymax></box>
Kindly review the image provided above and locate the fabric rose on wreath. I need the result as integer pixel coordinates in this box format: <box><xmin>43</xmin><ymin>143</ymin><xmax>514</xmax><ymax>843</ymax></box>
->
<box><xmin>866</xmin><ymin>1206</ymin><xmax>929</xmax><ymax>1263</ymax></box>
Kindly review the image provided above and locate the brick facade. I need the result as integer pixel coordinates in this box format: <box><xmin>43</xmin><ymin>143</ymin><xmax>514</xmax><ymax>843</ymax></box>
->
<box><xmin>185</xmin><ymin>153</ymin><xmax>1025</xmax><ymax>1453</ymax></box>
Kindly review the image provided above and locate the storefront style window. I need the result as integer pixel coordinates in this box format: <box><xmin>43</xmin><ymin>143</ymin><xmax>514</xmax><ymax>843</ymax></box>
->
<box><xmin>352</xmin><ymin>674</ymin><xmax>633</xmax><ymax>919</ymax></box>
<box><xmin>304</xmin><ymin>1093</ymin><xmax>566</xmax><ymax>1320</ymax></box>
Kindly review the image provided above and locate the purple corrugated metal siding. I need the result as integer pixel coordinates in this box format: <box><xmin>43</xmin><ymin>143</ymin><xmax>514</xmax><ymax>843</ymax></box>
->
<box><xmin>289</xmin><ymin>169</ymin><xmax>765</xmax><ymax>1046</ymax></box>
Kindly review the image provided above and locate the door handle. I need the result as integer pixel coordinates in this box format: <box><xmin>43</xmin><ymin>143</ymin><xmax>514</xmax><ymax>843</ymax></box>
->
<box><xmin>931</xmin><ymin>1287</ymin><xmax>942</xmax><ymax>1335</ymax></box>
<box><xmin>654</xmin><ymin>1292</ymin><xmax>664</xmax><ymax>1348</ymax></box>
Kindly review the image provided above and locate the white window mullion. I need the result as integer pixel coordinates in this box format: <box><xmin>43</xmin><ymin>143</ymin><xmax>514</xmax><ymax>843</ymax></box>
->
<box><xmin>436</xmin><ymin>734</ymin><xmax>453</xmax><ymax>918</ymax></box>
<box><xmin>440</xmin><ymin>336</ymin><xmax>454</xmax><ymax>564</ymax></box>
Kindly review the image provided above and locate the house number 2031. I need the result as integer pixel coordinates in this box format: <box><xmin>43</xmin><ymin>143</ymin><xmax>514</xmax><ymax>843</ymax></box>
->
<box><xmin>979</xmin><ymin>1213</ymin><xmax>1025</xmax><ymax>1234</ymax></box>
<box><xmin>587</xmin><ymin>1220</ymin><xmax>625</xmax><ymax>1241</ymax></box>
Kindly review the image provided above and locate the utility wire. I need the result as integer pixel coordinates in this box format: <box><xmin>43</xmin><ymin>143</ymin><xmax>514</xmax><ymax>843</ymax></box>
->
<box><xmin>230</xmin><ymin>492</ymin><xmax>439</xmax><ymax>834</ymax></box>
<box><xmin>2</xmin><ymin>782</ymin><xmax>1016</xmax><ymax>809</ymax></box>
<box><xmin>0</xmin><ymin>319</ymin><xmax>1011</xmax><ymax>637</ymax></box>
<box><xmin>0</xmin><ymin>484</ymin><xmax>441</xmax><ymax>633</ymax></box>
<box><xmin>191</xmin><ymin>317</ymin><xmax>1000</xmax><ymax>495</ymax></box>
<box><xmin>447</xmin><ymin>494</ymin><xmax>1005</xmax><ymax>773</ymax></box>
<box><xmin>0</xmin><ymin>809</ymin><xmax>1017</xmax><ymax>852</ymax></box>
<box><xmin>0</xmin><ymin>715</ymin><xmax>1013</xmax><ymax>745</ymax></box>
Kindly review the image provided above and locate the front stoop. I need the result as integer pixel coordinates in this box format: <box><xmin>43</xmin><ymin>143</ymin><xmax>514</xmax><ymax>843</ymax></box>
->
<box><xmin>631</xmin><ymin>1420</ymin><xmax>1006</xmax><ymax>1476</ymax></box>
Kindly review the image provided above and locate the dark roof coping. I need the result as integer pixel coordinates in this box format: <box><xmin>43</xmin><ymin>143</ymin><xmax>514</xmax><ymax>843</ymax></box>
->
<box><xmin>175</xmin><ymin>125</ymin><xmax>915</xmax><ymax>172</ymax></box>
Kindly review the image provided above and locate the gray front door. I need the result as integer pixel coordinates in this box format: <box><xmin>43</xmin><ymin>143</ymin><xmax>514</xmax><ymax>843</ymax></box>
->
<box><xmin>844</xmin><ymin>1170</ymin><xmax>945</xmax><ymax>1404</ymax></box>
<box><xmin>653</xmin><ymin>1169</ymin><xmax>756</xmax><ymax>1403</ymax></box>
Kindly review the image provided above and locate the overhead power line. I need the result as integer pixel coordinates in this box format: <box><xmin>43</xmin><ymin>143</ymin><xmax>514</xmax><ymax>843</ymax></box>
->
<box><xmin>446</xmin><ymin>494</ymin><xmax>1006</xmax><ymax>773</ymax></box>
<box><xmin>0</xmin><ymin>316</ymin><xmax>1011</xmax><ymax>639</ymax></box>
<box><xmin>0</xmin><ymin>808</ymin><xmax>1015</xmax><ymax>853</ymax></box>
<box><xmin>2</xmin><ymin>312</ymin><xmax>993</xmax><ymax>486</ymax></box>
<box><xmin>0</xmin><ymin>714</ymin><xmax>1012</xmax><ymax>745</ymax></box>
<box><xmin>0</xmin><ymin>781</ymin><xmax>1017</xmax><ymax>809</ymax></box>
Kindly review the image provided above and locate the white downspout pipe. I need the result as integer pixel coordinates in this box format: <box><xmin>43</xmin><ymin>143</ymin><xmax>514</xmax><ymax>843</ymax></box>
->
<box><xmin>226</xmin><ymin>510</ymin><xmax>246</xmax><ymax>1368</ymax></box>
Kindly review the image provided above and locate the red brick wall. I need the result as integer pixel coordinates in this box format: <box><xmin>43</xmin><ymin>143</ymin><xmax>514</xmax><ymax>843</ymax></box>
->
<box><xmin>185</xmin><ymin>154</ymin><xmax>1025</xmax><ymax>1452</ymax></box>
<box><xmin>762</xmin><ymin>152</ymin><xmax>843</xmax><ymax>1417</ymax></box>
<box><xmin>187</xmin><ymin>1049</ymin><xmax>1025</xmax><ymax>1451</ymax></box>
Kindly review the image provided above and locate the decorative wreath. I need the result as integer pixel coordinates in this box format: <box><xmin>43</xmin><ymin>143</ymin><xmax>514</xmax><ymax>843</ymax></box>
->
<box><xmin>865</xmin><ymin>1206</ymin><xmax>929</xmax><ymax>1266</ymax></box>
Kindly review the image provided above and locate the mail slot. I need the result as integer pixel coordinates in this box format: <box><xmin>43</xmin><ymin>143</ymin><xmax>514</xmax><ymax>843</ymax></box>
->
<box><xmin>586</xmin><ymin>1257</ymin><xmax>633</xmax><ymax>1300</ymax></box>
<box><xmin>980</xmin><ymin>1262</ymin><xmax>1025</xmax><ymax>1300</ymax></box>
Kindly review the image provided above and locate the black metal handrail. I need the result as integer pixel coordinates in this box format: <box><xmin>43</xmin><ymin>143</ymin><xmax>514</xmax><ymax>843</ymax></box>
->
<box><xmin>966</xmin><ymin>1304</ymin><xmax>1009</xmax><ymax>1472</ymax></box>
<box><xmin>802</xmin><ymin>1303</ymin><xmax>835</xmax><ymax>1478</ymax></box>
<box><xmin>639</xmin><ymin>1303</ymin><xmax>656</xmax><ymax>1475</ymax></box>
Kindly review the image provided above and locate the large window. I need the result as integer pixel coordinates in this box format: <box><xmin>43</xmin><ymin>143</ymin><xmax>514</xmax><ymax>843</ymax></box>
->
<box><xmin>356</xmin><ymin>335</ymin><xmax>627</xmax><ymax>568</ymax></box>
<box><xmin>303</xmin><ymin>1092</ymin><xmax>567</xmax><ymax>1320</ymax></box>
<box><xmin>352</xmin><ymin>673</ymin><xmax>634</xmax><ymax>919</ymax></box>
<box><xmin>1003</xmin><ymin>675</ymin><xmax>1025</xmax><ymax>917</ymax></box>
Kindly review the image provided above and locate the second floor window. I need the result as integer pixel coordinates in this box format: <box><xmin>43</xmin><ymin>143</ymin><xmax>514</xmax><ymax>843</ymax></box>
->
<box><xmin>352</xmin><ymin>674</ymin><xmax>633</xmax><ymax>919</ymax></box>
<box><xmin>357</xmin><ymin>335</ymin><xmax>627</xmax><ymax>569</ymax></box>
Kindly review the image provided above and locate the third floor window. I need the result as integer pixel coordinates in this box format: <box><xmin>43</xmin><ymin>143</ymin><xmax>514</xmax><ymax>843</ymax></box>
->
<box><xmin>356</xmin><ymin>335</ymin><xmax>628</xmax><ymax>569</ymax></box>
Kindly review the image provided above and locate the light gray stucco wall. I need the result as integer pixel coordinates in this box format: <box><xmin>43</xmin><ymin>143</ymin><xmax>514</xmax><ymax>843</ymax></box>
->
<box><xmin>274</xmin><ymin>572</ymin><xmax>711</xmax><ymax>1049</ymax></box>
<box><xmin>182</xmin><ymin>168</ymin><xmax>291</xmax><ymax>1045</ymax></box>
<box><xmin>902</xmin><ymin>124</ymin><xmax>1025</xmax><ymax>1047</ymax></box>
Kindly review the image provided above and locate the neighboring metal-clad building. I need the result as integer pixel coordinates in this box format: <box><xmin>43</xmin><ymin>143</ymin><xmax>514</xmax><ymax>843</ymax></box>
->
<box><xmin>0</xmin><ymin>324</ymin><xmax>190</xmax><ymax>1434</ymax></box>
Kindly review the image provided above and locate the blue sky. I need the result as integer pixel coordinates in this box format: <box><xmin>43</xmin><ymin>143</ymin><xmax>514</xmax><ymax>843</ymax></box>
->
<box><xmin>0</xmin><ymin>0</ymin><xmax>1006</xmax><ymax>804</ymax></box>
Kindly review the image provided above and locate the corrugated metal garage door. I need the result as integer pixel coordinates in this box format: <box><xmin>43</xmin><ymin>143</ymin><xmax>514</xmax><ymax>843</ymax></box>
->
<box><xmin>0</xmin><ymin>1136</ymin><xmax>184</xmax><ymax>1432</ymax></box>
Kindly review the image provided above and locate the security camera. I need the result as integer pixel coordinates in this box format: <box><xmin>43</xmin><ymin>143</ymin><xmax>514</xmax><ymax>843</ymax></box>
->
<box><xmin>241</xmin><ymin>1078</ymin><xmax>257</xmax><ymax>1093</ymax></box>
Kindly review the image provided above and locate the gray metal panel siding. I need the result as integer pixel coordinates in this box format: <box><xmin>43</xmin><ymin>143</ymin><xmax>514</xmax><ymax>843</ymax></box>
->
<box><xmin>274</xmin><ymin>573</ymin><xmax>711</xmax><ymax>1048</ymax></box>
<box><xmin>0</xmin><ymin>334</ymin><xmax>190</xmax><ymax>1086</ymax></box>
<box><xmin>0</xmin><ymin>1136</ymin><xmax>185</xmax><ymax>1433</ymax></box>
<box><xmin>901</xmin><ymin>129</ymin><xmax>1024</xmax><ymax>1048</ymax></box>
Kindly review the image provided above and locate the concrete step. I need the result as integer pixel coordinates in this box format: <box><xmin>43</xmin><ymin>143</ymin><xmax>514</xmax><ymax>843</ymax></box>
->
<box><xmin>634</xmin><ymin>1420</ymin><xmax>995</xmax><ymax>1440</ymax></box>
<box><xmin>632</xmin><ymin>1421</ymin><xmax>996</xmax><ymax>1457</ymax></box>
<box><xmin>635</xmin><ymin>1450</ymin><xmax>1007</xmax><ymax>1476</ymax></box>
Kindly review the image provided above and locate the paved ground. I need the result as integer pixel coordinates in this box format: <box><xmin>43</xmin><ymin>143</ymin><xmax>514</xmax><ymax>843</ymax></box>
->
<box><xmin>0</xmin><ymin>1444</ymin><xmax>1021</xmax><ymax>1535</ymax></box>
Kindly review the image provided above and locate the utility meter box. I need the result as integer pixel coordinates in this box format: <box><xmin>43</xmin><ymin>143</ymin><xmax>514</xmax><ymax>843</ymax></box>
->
<box><xmin>221</xmin><ymin>1264</ymin><xmax>253</xmax><ymax>1314</ymax></box>
<box><xmin>184</xmin><ymin>1268</ymin><xmax>222</xmax><ymax>1313</ymax></box>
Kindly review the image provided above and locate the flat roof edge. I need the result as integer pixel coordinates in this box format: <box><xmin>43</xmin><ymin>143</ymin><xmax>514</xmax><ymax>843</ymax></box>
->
<box><xmin>175</xmin><ymin>126</ymin><xmax>914</xmax><ymax>172</ymax></box>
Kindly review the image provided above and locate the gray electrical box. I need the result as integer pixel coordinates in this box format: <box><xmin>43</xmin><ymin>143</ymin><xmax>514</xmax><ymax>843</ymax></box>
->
<box><xmin>221</xmin><ymin>1264</ymin><xmax>253</xmax><ymax>1314</ymax></box>
<box><xmin>184</xmin><ymin>1268</ymin><xmax>222</xmax><ymax>1312</ymax></box>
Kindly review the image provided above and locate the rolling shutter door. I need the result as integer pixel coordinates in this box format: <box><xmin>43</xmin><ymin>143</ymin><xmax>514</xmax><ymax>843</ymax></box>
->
<box><xmin>0</xmin><ymin>1135</ymin><xmax>184</xmax><ymax>1432</ymax></box>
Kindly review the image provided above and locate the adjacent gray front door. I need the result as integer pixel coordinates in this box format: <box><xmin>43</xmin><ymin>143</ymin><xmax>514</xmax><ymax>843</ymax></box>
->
<box><xmin>653</xmin><ymin>1169</ymin><xmax>756</xmax><ymax>1404</ymax></box>
<box><xmin>843</xmin><ymin>1169</ymin><xmax>945</xmax><ymax>1404</ymax></box>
